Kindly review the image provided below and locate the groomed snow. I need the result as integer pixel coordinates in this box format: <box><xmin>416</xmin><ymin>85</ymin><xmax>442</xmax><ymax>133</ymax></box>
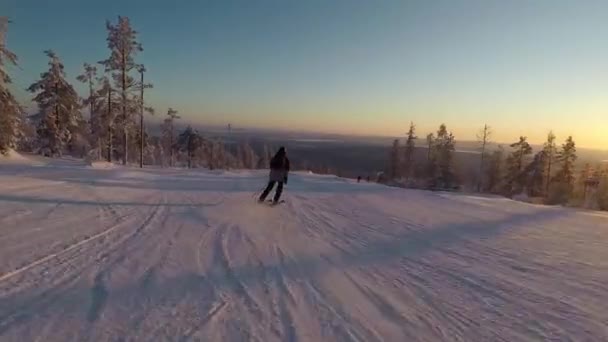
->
<box><xmin>0</xmin><ymin>159</ymin><xmax>607</xmax><ymax>341</ymax></box>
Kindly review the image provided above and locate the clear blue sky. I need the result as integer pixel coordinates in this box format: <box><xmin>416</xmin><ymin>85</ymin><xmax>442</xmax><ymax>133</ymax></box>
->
<box><xmin>4</xmin><ymin>0</ymin><xmax>608</xmax><ymax>148</ymax></box>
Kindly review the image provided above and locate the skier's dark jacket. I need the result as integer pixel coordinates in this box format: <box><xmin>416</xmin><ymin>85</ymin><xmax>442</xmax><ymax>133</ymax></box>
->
<box><xmin>269</xmin><ymin>148</ymin><xmax>290</xmax><ymax>183</ymax></box>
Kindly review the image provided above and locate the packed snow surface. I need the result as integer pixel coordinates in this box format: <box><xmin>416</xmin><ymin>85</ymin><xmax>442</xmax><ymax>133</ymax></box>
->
<box><xmin>1</xmin><ymin>157</ymin><xmax>607</xmax><ymax>341</ymax></box>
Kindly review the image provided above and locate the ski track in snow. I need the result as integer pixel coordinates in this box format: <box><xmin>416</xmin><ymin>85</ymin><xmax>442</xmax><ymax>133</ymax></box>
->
<box><xmin>0</xmin><ymin>162</ymin><xmax>608</xmax><ymax>341</ymax></box>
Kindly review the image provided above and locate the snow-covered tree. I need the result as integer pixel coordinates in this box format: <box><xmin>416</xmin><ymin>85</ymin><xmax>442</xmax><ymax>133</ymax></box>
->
<box><xmin>524</xmin><ymin>150</ymin><xmax>546</xmax><ymax>197</ymax></box>
<box><xmin>388</xmin><ymin>139</ymin><xmax>400</xmax><ymax>180</ymax></box>
<box><xmin>425</xmin><ymin>133</ymin><xmax>434</xmax><ymax>162</ymax></box>
<box><xmin>542</xmin><ymin>131</ymin><xmax>557</xmax><ymax>196</ymax></box>
<box><xmin>554</xmin><ymin>136</ymin><xmax>577</xmax><ymax>185</ymax></box>
<box><xmin>484</xmin><ymin>145</ymin><xmax>504</xmax><ymax>193</ymax></box>
<box><xmin>548</xmin><ymin>136</ymin><xmax>577</xmax><ymax>204</ymax></box>
<box><xmin>477</xmin><ymin>124</ymin><xmax>492</xmax><ymax>192</ymax></box>
<box><xmin>77</xmin><ymin>63</ymin><xmax>103</xmax><ymax>157</ymax></box>
<box><xmin>237</xmin><ymin>141</ymin><xmax>258</xmax><ymax>169</ymax></box>
<box><xmin>431</xmin><ymin>124</ymin><xmax>456</xmax><ymax>189</ymax></box>
<box><xmin>99</xmin><ymin>16</ymin><xmax>143</xmax><ymax>164</ymax></box>
<box><xmin>177</xmin><ymin>125</ymin><xmax>202</xmax><ymax>168</ymax></box>
<box><xmin>403</xmin><ymin>122</ymin><xmax>416</xmax><ymax>181</ymax></box>
<box><xmin>28</xmin><ymin>50</ymin><xmax>82</xmax><ymax>156</ymax></box>
<box><xmin>503</xmin><ymin>136</ymin><xmax>532</xmax><ymax>196</ymax></box>
<box><xmin>161</xmin><ymin>108</ymin><xmax>180</xmax><ymax>167</ymax></box>
<box><xmin>258</xmin><ymin>144</ymin><xmax>272</xmax><ymax>169</ymax></box>
<box><xmin>201</xmin><ymin>139</ymin><xmax>227</xmax><ymax>170</ymax></box>
<box><xmin>90</xmin><ymin>76</ymin><xmax>119</xmax><ymax>162</ymax></box>
<box><xmin>0</xmin><ymin>17</ymin><xmax>23</xmax><ymax>155</ymax></box>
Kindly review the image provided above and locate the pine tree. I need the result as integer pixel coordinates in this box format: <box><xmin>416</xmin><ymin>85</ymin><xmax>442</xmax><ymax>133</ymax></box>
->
<box><xmin>403</xmin><ymin>122</ymin><xmax>416</xmax><ymax>181</ymax></box>
<box><xmin>484</xmin><ymin>145</ymin><xmax>504</xmax><ymax>193</ymax></box>
<box><xmin>524</xmin><ymin>150</ymin><xmax>546</xmax><ymax>197</ymax></box>
<box><xmin>0</xmin><ymin>17</ymin><xmax>23</xmax><ymax>155</ymax></box>
<box><xmin>542</xmin><ymin>131</ymin><xmax>557</xmax><ymax>196</ymax></box>
<box><xmin>548</xmin><ymin>136</ymin><xmax>577</xmax><ymax>204</ymax></box>
<box><xmin>99</xmin><ymin>16</ymin><xmax>143</xmax><ymax>165</ymax></box>
<box><xmin>28</xmin><ymin>50</ymin><xmax>82</xmax><ymax>156</ymax></box>
<box><xmin>161</xmin><ymin>108</ymin><xmax>180</xmax><ymax>167</ymax></box>
<box><xmin>432</xmin><ymin>124</ymin><xmax>456</xmax><ymax>189</ymax></box>
<box><xmin>554</xmin><ymin>136</ymin><xmax>577</xmax><ymax>185</ymax></box>
<box><xmin>259</xmin><ymin>144</ymin><xmax>272</xmax><ymax>168</ymax></box>
<box><xmin>238</xmin><ymin>142</ymin><xmax>258</xmax><ymax>169</ymax></box>
<box><xmin>576</xmin><ymin>163</ymin><xmax>594</xmax><ymax>203</ymax></box>
<box><xmin>424</xmin><ymin>133</ymin><xmax>435</xmax><ymax>183</ymax></box>
<box><xmin>476</xmin><ymin>124</ymin><xmax>492</xmax><ymax>192</ymax></box>
<box><xmin>92</xmin><ymin>76</ymin><xmax>118</xmax><ymax>162</ymax></box>
<box><xmin>425</xmin><ymin>133</ymin><xmax>434</xmax><ymax>162</ymax></box>
<box><xmin>503</xmin><ymin>136</ymin><xmax>532</xmax><ymax>196</ymax></box>
<box><xmin>177</xmin><ymin>125</ymin><xmax>202</xmax><ymax>168</ymax></box>
<box><xmin>388</xmin><ymin>139</ymin><xmax>400</xmax><ymax>180</ymax></box>
<box><xmin>77</xmin><ymin>63</ymin><xmax>102</xmax><ymax>157</ymax></box>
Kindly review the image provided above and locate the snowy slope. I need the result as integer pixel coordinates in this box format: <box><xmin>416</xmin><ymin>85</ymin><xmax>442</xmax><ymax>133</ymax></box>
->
<box><xmin>0</xmin><ymin>159</ymin><xmax>607</xmax><ymax>341</ymax></box>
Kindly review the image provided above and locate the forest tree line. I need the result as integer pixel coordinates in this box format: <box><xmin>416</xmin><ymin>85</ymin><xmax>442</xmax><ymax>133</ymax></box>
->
<box><xmin>2</xmin><ymin>16</ymin><xmax>607</xmax><ymax>210</ymax></box>
<box><xmin>0</xmin><ymin>16</ymin><xmax>275</xmax><ymax>170</ymax></box>
<box><xmin>386</xmin><ymin>122</ymin><xmax>608</xmax><ymax>211</ymax></box>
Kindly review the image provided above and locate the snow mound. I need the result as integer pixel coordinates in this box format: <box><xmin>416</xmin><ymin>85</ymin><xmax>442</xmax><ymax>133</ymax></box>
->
<box><xmin>0</xmin><ymin>149</ymin><xmax>35</xmax><ymax>164</ymax></box>
<box><xmin>88</xmin><ymin>161</ymin><xmax>116</xmax><ymax>169</ymax></box>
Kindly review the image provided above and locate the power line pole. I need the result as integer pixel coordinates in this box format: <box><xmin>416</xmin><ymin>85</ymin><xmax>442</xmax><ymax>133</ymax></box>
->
<box><xmin>138</xmin><ymin>65</ymin><xmax>145</xmax><ymax>168</ymax></box>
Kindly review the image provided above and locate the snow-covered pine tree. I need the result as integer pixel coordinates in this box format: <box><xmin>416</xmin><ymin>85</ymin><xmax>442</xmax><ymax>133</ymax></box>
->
<box><xmin>503</xmin><ymin>136</ymin><xmax>532</xmax><ymax>196</ymax></box>
<box><xmin>425</xmin><ymin>133</ymin><xmax>434</xmax><ymax>162</ymax></box>
<box><xmin>28</xmin><ymin>50</ymin><xmax>82</xmax><ymax>157</ymax></box>
<box><xmin>574</xmin><ymin>163</ymin><xmax>594</xmax><ymax>203</ymax></box>
<box><xmin>548</xmin><ymin>136</ymin><xmax>577</xmax><ymax>204</ymax></box>
<box><xmin>76</xmin><ymin>63</ymin><xmax>105</xmax><ymax>159</ymax></box>
<box><xmin>238</xmin><ymin>142</ymin><xmax>258</xmax><ymax>169</ymax></box>
<box><xmin>258</xmin><ymin>144</ymin><xmax>272</xmax><ymax>169</ymax></box>
<box><xmin>403</xmin><ymin>122</ymin><xmax>416</xmax><ymax>181</ymax></box>
<box><xmin>0</xmin><ymin>17</ymin><xmax>24</xmax><ymax>155</ymax></box>
<box><xmin>92</xmin><ymin>76</ymin><xmax>118</xmax><ymax>162</ymax></box>
<box><xmin>423</xmin><ymin>133</ymin><xmax>436</xmax><ymax>185</ymax></box>
<box><xmin>596</xmin><ymin>165</ymin><xmax>608</xmax><ymax>211</ymax></box>
<box><xmin>542</xmin><ymin>131</ymin><xmax>557</xmax><ymax>196</ymax></box>
<box><xmin>476</xmin><ymin>124</ymin><xmax>492</xmax><ymax>192</ymax></box>
<box><xmin>432</xmin><ymin>124</ymin><xmax>456</xmax><ymax>189</ymax></box>
<box><xmin>99</xmin><ymin>16</ymin><xmax>143</xmax><ymax>165</ymax></box>
<box><xmin>161</xmin><ymin>108</ymin><xmax>180</xmax><ymax>167</ymax></box>
<box><xmin>388</xmin><ymin>139</ymin><xmax>400</xmax><ymax>180</ymax></box>
<box><xmin>177</xmin><ymin>125</ymin><xmax>202</xmax><ymax>168</ymax></box>
<box><xmin>484</xmin><ymin>145</ymin><xmax>504</xmax><ymax>193</ymax></box>
<box><xmin>524</xmin><ymin>150</ymin><xmax>546</xmax><ymax>197</ymax></box>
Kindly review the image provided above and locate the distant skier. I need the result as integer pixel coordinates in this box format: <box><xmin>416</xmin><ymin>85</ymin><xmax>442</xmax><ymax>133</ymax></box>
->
<box><xmin>258</xmin><ymin>147</ymin><xmax>290</xmax><ymax>204</ymax></box>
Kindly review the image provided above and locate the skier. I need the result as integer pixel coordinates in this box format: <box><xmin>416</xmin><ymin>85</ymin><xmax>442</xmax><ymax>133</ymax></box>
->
<box><xmin>258</xmin><ymin>146</ymin><xmax>290</xmax><ymax>205</ymax></box>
